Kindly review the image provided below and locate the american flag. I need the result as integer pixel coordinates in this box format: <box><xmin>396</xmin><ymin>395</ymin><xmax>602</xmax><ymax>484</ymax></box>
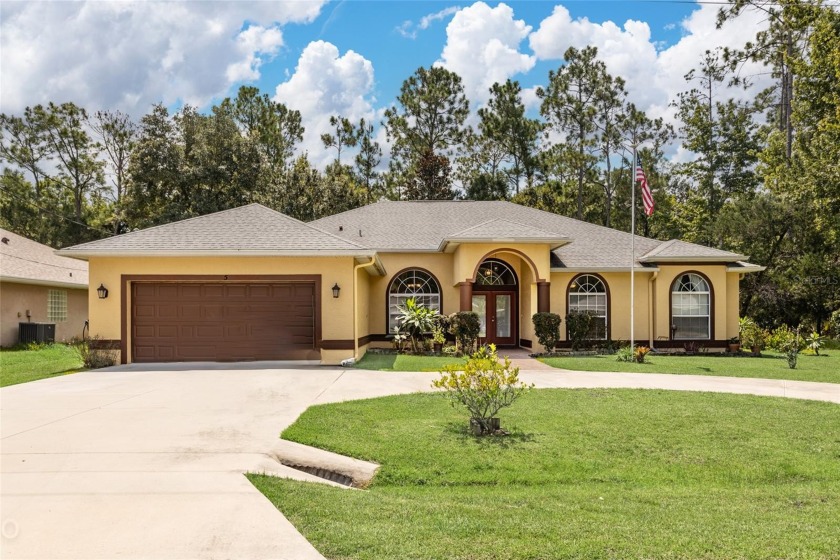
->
<box><xmin>636</xmin><ymin>155</ymin><xmax>654</xmax><ymax>216</ymax></box>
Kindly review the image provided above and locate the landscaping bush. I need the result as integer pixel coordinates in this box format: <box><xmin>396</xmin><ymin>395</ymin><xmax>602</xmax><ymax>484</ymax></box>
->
<box><xmin>634</xmin><ymin>346</ymin><xmax>651</xmax><ymax>363</ymax></box>
<box><xmin>615</xmin><ymin>346</ymin><xmax>634</xmax><ymax>362</ymax></box>
<box><xmin>433</xmin><ymin>344</ymin><xmax>532</xmax><ymax>435</ymax></box>
<box><xmin>805</xmin><ymin>332</ymin><xmax>824</xmax><ymax>356</ymax></box>
<box><xmin>767</xmin><ymin>326</ymin><xmax>805</xmax><ymax>369</ymax></box>
<box><xmin>739</xmin><ymin>317</ymin><xmax>766</xmax><ymax>351</ymax></box>
<box><xmin>565</xmin><ymin>311</ymin><xmax>594</xmax><ymax>350</ymax></box>
<box><xmin>73</xmin><ymin>337</ymin><xmax>117</xmax><ymax>369</ymax></box>
<box><xmin>448</xmin><ymin>311</ymin><xmax>481</xmax><ymax>354</ymax></box>
<box><xmin>532</xmin><ymin>312</ymin><xmax>562</xmax><ymax>351</ymax></box>
<box><xmin>396</xmin><ymin>298</ymin><xmax>440</xmax><ymax>353</ymax></box>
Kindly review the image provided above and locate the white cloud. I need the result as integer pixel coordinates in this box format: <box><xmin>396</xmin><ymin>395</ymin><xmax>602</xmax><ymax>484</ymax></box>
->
<box><xmin>397</xmin><ymin>6</ymin><xmax>460</xmax><ymax>39</ymax></box>
<box><xmin>528</xmin><ymin>3</ymin><xmax>773</xmax><ymax>152</ymax></box>
<box><xmin>0</xmin><ymin>1</ymin><xmax>326</xmax><ymax>115</ymax></box>
<box><xmin>437</xmin><ymin>2</ymin><xmax>535</xmax><ymax>107</ymax></box>
<box><xmin>273</xmin><ymin>40</ymin><xmax>376</xmax><ymax>167</ymax></box>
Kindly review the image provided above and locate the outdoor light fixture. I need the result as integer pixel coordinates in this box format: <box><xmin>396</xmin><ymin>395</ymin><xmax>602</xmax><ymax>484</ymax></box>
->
<box><xmin>97</xmin><ymin>283</ymin><xmax>109</xmax><ymax>299</ymax></box>
<box><xmin>332</xmin><ymin>283</ymin><xmax>341</xmax><ymax>298</ymax></box>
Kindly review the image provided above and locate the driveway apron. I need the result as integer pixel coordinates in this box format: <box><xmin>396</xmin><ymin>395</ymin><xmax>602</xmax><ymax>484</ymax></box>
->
<box><xmin>1</xmin><ymin>363</ymin><xmax>838</xmax><ymax>559</ymax></box>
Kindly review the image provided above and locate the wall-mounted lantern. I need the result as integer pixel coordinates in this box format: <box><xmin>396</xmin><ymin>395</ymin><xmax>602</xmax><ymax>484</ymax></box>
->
<box><xmin>332</xmin><ymin>283</ymin><xmax>341</xmax><ymax>298</ymax></box>
<box><xmin>97</xmin><ymin>283</ymin><xmax>109</xmax><ymax>299</ymax></box>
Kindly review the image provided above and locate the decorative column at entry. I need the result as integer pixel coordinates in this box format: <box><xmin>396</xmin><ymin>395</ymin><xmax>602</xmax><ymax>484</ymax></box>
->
<box><xmin>459</xmin><ymin>282</ymin><xmax>472</xmax><ymax>312</ymax></box>
<box><xmin>537</xmin><ymin>282</ymin><xmax>550</xmax><ymax>313</ymax></box>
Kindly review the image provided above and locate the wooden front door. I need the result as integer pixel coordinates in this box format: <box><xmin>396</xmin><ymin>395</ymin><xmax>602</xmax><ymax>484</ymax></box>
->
<box><xmin>472</xmin><ymin>290</ymin><xmax>517</xmax><ymax>347</ymax></box>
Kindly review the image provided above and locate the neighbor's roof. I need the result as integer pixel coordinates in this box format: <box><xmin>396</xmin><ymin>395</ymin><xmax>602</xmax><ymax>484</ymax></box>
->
<box><xmin>58</xmin><ymin>204</ymin><xmax>372</xmax><ymax>258</ymax></box>
<box><xmin>311</xmin><ymin>200</ymin><xmax>679</xmax><ymax>268</ymax></box>
<box><xmin>0</xmin><ymin>229</ymin><xmax>88</xmax><ymax>288</ymax></box>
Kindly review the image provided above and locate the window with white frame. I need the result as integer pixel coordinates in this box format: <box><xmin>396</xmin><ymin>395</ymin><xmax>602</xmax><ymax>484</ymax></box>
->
<box><xmin>47</xmin><ymin>289</ymin><xmax>68</xmax><ymax>322</ymax></box>
<box><xmin>568</xmin><ymin>274</ymin><xmax>608</xmax><ymax>340</ymax></box>
<box><xmin>388</xmin><ymin>269</ymin><xmax>441</xmax><ymax>333</ymax></box>
<box><xmin>671</xmin><ymin>273</ymin><xmax>711</xmax><ymax>339</ymax></box>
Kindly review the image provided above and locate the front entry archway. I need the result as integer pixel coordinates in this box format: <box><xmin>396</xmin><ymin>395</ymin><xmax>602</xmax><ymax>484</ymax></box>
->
<box><xmin>472</xmin><ymin>258</ymin><xmax>517</xmax><ymax>347</ymax></box>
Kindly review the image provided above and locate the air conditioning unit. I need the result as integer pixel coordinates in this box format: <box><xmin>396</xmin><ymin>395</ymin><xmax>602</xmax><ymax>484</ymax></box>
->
<box><xmin>19</xmin><ymin>323</ymin><xmax>56</xmax><ymax>345</ymax></box>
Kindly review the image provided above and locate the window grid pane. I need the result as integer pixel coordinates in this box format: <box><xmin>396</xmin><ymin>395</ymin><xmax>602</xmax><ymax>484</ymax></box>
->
<box><xmin>568</xmin><ymin>276</ymin><xmax>608</xmax><ymax>341</ymax></box>
<box><xmin>47</xmin><ymin>289</ymin><xmax>68</xmax><ymax>322</ymax></box>
<box><xmin>388</xmin><ymin>269</ymin><xmax>441</xmax><ymax>332</ymax></box>
<box><xmin>671</xmin><ymin>273</ymin><xmax>711</xmax><ymax>339</ymax></box>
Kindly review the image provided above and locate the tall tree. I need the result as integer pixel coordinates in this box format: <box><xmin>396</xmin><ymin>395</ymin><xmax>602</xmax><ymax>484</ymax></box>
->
<box><xmin>91</xmin><ymin>110</ymin><xmax>136</xmax><ymax>233</ymax></box>
<box><xmin>228</xmin><ymin>85</ymin><xmax>303</xmax><ymax>170</ymax></box>
<box><xmin>354</xmin><ymin>118</ymin><xmax>382</xmax><ymax>203</ymax></box>
<box><xmin>384</xmin><ymin>66</ymin><xmax>468</xmax><ymax>199</ymax></box>
<box><xmin>538</xmin><ymin>46</ymin><xmax>605</xmax><ymax>220</ymax></box>
<box><xmin>0</xmin><ymin>106</ymin><xmax>50</xmax><ymax>198</ymax></box>
<box><xmin>478</xmin><ymin>80</ymin><xmax>541</xmax><ymax>194</ymax></box>
<box><xmin>321</xmin><ymin>115</ymin><xmax>358</xmax><ymax>165</ymax></box>
<box><xmin>34</xmin><ymin>102</ymin><xmax>106</xmax><ymax>232</ymax></box>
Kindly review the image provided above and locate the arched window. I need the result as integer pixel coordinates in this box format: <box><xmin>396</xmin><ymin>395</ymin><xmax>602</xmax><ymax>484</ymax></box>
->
<box><xmin>671</xmin><ymin>273</ymin><xmax>711</xmax><ymax>340</ymax></box>
<box><xmin>475</xmin><ymin>258</ymin><xmax>516</xmax><ymax>286</ymax></box>
<box><xmin>568</xmin><ymin>274</ymin><xmax>608</xmax><ymax>340</ymax></box>
<box><xmin>388</xmin><ymin>269</ymin><xmax>441</xmax><ymax>332</ymax></box>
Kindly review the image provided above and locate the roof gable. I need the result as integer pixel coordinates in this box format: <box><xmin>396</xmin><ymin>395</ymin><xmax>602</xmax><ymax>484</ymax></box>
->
<box><xmin>59</xmin><ymin>204</ymin><xmax>368</xmax><ymax>257</ymax></box>
<box><xmin>0</xmin><ymin>229</ymin><xmax>88</xmax><ymax>287</ymax></box>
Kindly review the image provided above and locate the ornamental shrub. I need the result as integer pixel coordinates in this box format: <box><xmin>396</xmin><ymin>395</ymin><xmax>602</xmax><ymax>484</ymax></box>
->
<box><xmin>565</xmin><ymin>311</ymin><xmax>594</xmax><ymax>350</ymax></box>
<box><xmin>615</xmin><ymin>346</ymin><xmax>634</xmax><ymax>362</ymax></box>
<box><xmin>449</xmin><ymin>311</ymin><xmax>481</xmax><ymax>354</ymax></box>
<box><xmin>397</xmin><ymin>298</ymin><xmax>440</xmax><ymax>353</ymax></box>
<box><xmin>634</xmin><ymin>346</ymin><xmax>651</xmax><ymax>363</ymax></box>
<box><xmin>532</xmin><ymin>312</ymin><xmax>562</xmax><ymax>352</ymax></box>
<box><xmin>768</xmin><ymin>325</ymin><xmax>804</xmax><ymax>369</ymax></box>
<box><xmin>432</xmin><ymin>344</ymin><xmax>532</xmax><ymax>435</ymax></box>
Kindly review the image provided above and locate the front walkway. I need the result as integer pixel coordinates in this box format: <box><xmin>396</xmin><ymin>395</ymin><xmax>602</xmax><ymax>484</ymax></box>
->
<box><xmin>1</xmin><ymin>364</ymin><xmax>837</xmax><ymax>559</ymax></box>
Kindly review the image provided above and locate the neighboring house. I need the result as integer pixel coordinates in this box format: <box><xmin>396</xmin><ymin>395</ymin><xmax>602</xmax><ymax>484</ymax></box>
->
<box><xmin>0</xmin><ymin>229</ymin><xmax>89</xmax><ymax>347</ymax></box>
<box><xmin>58</xmin><ymin>201</ymin><xmax>764</xmax><ymax>365</ymax></box>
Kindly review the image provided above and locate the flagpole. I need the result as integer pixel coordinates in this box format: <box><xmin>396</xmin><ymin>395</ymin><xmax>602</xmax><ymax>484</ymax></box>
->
<box><xmin>630</xmin><ymin>143</ymin><xmax>636</xmax><ymax>350</ymax></box>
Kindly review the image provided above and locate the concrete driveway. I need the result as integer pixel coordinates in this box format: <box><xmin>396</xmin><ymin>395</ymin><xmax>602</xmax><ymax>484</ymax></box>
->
<box><xmin>2</xmin><ymin>363</ymin><xmax>838</xmax><ymax>559</ymax></box>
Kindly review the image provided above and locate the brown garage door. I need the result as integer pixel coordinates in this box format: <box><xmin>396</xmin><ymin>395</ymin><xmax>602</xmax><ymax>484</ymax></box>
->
<box><xmin>131</xmin><ymin>282</ymin><xmax>318</xmax><ymax>362</ymax></box>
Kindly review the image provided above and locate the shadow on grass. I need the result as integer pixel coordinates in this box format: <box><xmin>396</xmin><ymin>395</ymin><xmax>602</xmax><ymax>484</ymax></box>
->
<box><xmin>443</xmin><ymin>421</ymin><xmax>537</xmax><ymax>448</ymax></box>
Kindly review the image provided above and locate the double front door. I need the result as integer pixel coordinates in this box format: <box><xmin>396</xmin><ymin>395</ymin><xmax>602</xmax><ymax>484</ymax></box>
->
<box><xmin>472</xmin><ymin>290</ymin><xmax>517</xmax><ymax>346</ymax></box>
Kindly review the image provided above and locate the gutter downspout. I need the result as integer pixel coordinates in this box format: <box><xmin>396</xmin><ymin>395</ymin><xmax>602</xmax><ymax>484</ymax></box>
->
<box><xmin>648</xmin><ymin>271</ymin><xmax>658</xmax><ymax>349</ymax></box>
<box><xmin>353</xmin><ymin>257</ymin><xmax>377</xmax><ymax>361</ymax></box>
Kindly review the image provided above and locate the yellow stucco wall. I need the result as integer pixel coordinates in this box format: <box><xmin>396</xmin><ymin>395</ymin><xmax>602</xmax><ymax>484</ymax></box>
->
<box><xmin>654</xmin><ymin>265</ymin><xmax>737</xmax><ymax>342</ymax></box>
<box><xmin>0</xmin><ymin>282</ymin><xmax>88</xmax><ymax>346</ymax></box>
<box><xmin>88</xmin><ymin>256</ymin><xmax>356</xmax><ymax>364</ymax></box>
<box><xmin>549</xmin><ymin>270</ymin><xmax>654</xmax><ymax>349</ymax></box>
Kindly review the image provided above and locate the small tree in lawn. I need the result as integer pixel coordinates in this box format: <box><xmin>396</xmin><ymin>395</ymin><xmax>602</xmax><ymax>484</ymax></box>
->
<box><xmin>433</xmin><ymin>344</ymin><xmax>533</xmax><ymax>435</ymax></box>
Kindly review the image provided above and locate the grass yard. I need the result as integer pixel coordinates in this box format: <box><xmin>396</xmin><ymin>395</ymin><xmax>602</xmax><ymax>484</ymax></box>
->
<box><xmin>353</xmin><ymin>352</ymin><xmax>464</xmax><ymax>371</ymax></box>
<box><xmin>540</xmin><ymin>351</ymin><xmax>840</xmax><ymax>384</ymax></box>
<box><xmin>249</xmin><ymin>389</ymin><xmax>840</xmax><ymax>560</ymax></box>
<box><xmin>0</xmin><ymin>344</ymin><xmax>84</xmax><ymax>387</ymax></box>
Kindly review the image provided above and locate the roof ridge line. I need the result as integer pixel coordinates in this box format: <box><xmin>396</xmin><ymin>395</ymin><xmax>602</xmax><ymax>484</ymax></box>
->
<box><xmin>256</xmin><ymin>204</ymin><xmax>368</xmax><ymax>250</ymax></box>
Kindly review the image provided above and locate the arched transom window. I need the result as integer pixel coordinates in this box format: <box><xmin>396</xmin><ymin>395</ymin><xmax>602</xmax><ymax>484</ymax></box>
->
<box><xmin>671</xmin><ymin>273</ymin><xmax>711</xmax><ymax>340</ymax></box>
<box><xmin>475</xmin><ymin>258</ymin><xmax>516</xmax><ymax>286</ymax></box>
<box><xmin>388</xmin><ymin>269</ymin><xmax>441</xmax><ymax>332</ymax></box>
<box><xmin>568</xmin><ymin>274</ymin><xmax>608</xmax><ymax>340</ymax></box>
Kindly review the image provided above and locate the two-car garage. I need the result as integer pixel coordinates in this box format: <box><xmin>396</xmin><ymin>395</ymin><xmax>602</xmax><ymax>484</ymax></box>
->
<box><xmin>130</xmin><ymin>280</ymin><xmax>319</xmax><ymax>363</ymax></box>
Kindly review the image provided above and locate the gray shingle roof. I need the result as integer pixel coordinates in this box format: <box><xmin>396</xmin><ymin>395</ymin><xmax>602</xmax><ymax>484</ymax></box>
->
<box><xmin>59</xmin><ymin>204</ymin><xmax>368</xmax><ymax>257</ymax></box>
<box><xmin>639</xmin><ymin>239</ymin><xmax>747</xmax><ymax>262</ymax></box>
<box><xmin>444</xmin><ymin>218</ymin><xmax>569</xmax><ymax>248</ymax></box>
<box><xmin>0</xmin><ymin>229</ymin><xmax>88</xmax><ymax>287</ymax></box>
<box><xmin>311</xmin><ymin>200</ymin><xmax>674</xmax><ymax>268</ymax></box>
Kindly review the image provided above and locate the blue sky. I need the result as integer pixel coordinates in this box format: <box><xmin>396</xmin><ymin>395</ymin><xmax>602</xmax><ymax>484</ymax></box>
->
<box><xmin>0</xmin><ymin>1</ymin><xmax>768</xmax><ymax>165</ymax></box>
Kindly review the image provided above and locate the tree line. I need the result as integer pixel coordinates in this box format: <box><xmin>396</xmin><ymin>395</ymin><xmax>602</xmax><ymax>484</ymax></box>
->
<box><xmin>1</xmin><ymin>0</ymin><xmax>837</xmax><ymax>333</ymax></box>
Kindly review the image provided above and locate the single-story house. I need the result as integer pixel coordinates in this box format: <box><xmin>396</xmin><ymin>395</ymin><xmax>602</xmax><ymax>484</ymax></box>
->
<box><xmin>1</xmin><ymin>228</ymin><xmax>89</xmax><ymax>347</ymax></box>
<box><xmin>57</xmin><ymin>201</ymin><xmax>764</xmax><ymax>365</ymax></box>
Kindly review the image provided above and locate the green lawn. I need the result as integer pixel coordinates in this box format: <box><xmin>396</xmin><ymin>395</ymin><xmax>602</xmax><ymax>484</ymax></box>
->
<box><xmin>540</xmin><ymin>351</ymin><xmax>840</xmax><ymax>384</ymax></box>
<box><xmin>0</xmin><ymin>344</ymin><xmax>84</xmax><ymax>387</ymax></box>
<box><xmin>354</xmin><ymin>352</ymin><xmax>464</xmax><ymax>371</ymax></box>
<box><xmin>249</xmin><ymin>389</ymin><xmax>840</xmax><ymax>560</ymax></box>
